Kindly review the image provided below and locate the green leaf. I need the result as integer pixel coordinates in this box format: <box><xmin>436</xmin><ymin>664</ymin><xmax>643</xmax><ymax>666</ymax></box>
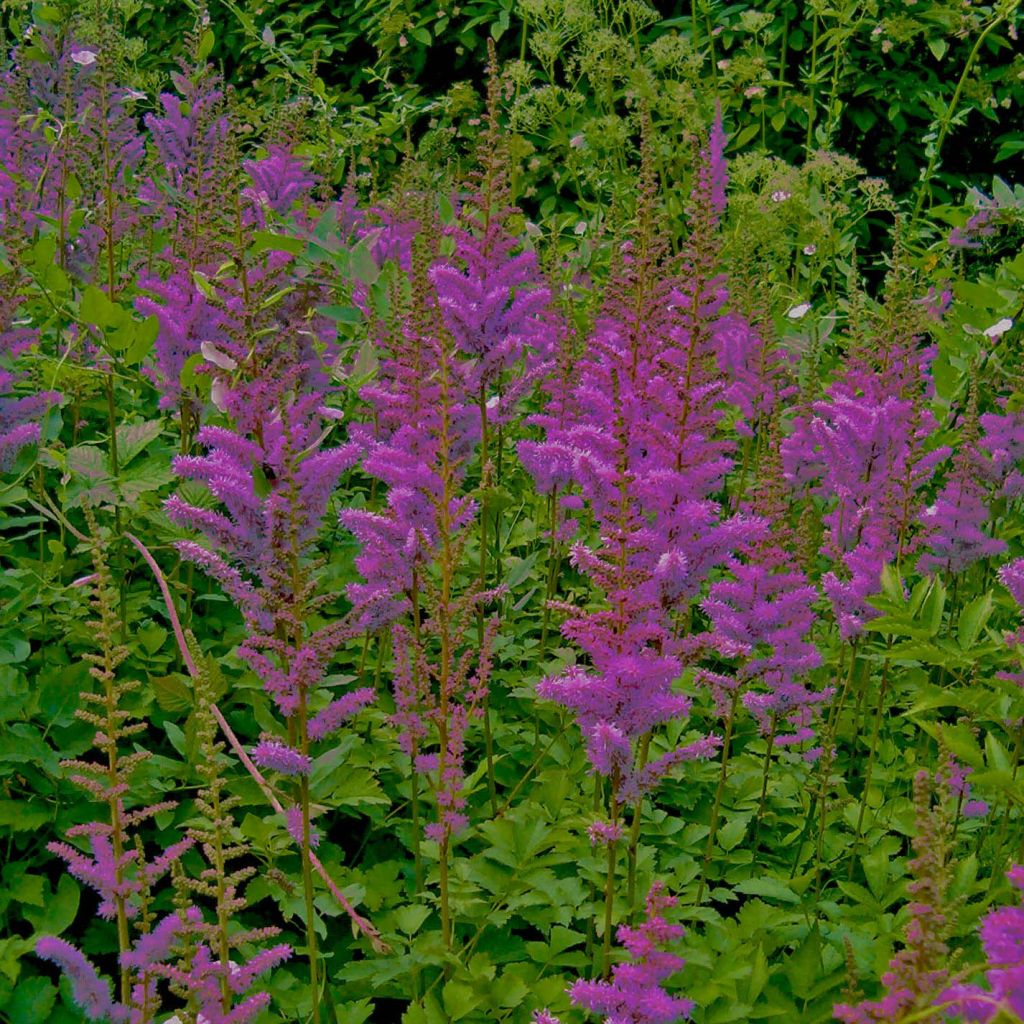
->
<box><xmin>7</xmin><ymin>976</ymin><xmax>56</xmax><ymax>1024</ymax></box>
<box><xmin>23</xmin><ymin>876</ymin><xmax>79</xmax><ymax>936</ymax></box>
<box><xmin>717</xmin><ymin>817</ymin><xmax>746</xmax><ymax>852</ymax></box>
<box><xmin>927</xmin><ymin>37</ymin><xmax>947</xmax><ymax>60</ymax></box>
<box><xmin>115</xmin><ymin>420</ymin><xmax>162</xmax><ymax>467</ymax></box>
<box><xmin>151</xmin><ymin>674</ymin><xmax>191</xmax><ymax>713</ymax></box>
<box><xmin>442</xmin><ymin>980</ymin><xmax>479</xmax><ymax>1020</ymax></box>
<box><xmin>733</xmin><ymin>877</ymin><xmax>799</xmax><ymax>903</ymax></box>
<box><xmin>784</xmin><ymin>926</ymin><xmax>821</xmax><ymax>993</ymax></box>
<box><xmin>253</xmin><ymin>230</ymin><xmax>305</xmax><ymax>256</ymax></box>
<box><xmin>0</xmin><ymin>637</ymin><xmax>30</xmax><ymax>665</ymax></box>
<box><xmin>349</xmin><ymin>238</ymin><xmax>380</xmax><ymax>286</ymax></box>
<box><xmin>394</xmin><ymin>904</ymin><xmax>431</xmax><ymax>936</ymax></box>
<box><xmin>197</xmin><ymin>27</ymin><xmax>215</xmax><ymax>60</ymax></box>
<box><xmin>80</xmin><ymin>286</ymin><xmax>125</xmax><ymax>329</ymax></box>
<box><xmin>958</xmin><ymin>592</ymin><xmax>993</xmax><ymax>650</ymax></box>
<box><xmin>0</xmin><ymin>802</ymin><xmax>47</xmax><ymax>832</ymax></box>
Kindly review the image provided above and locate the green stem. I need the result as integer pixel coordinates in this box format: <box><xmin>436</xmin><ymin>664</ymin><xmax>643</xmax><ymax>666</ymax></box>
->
<box><xmin>850</xmin><ymin>636</ymin><xmax>893</xmax><ymax>873</ymax></box>
<box><xmin>911</xmin><ymin>7</ymin><xmax>1010</xmax><ymax>221</ymax></box>
<box><xmin>625</xmin><ymin>733</ymin><xmax>651</xmax><ymax>918</ymax></box>
<box><xmin>478</xmin><ymin>387</ymin><xmax>498</xmax><ymax>816</ymax></box>
<box><xmin>751</xmin><ymin>715</ymin><xmax>779</xmax><ymax>857</ymax></box>
<box><xmin>697</xmin><ymin>691</ymin><xmax>741</xmax><ymax>903</ymax></box>
<box><xmin>298</xmin><ymin>693</ymin><xmax>321</xmax><ymax>1024</ymax></box>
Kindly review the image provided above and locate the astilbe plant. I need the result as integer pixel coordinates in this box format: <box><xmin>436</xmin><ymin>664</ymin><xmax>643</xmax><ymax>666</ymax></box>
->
<box><xmin>135</xmin><ymin>39</ymin><xmax>331</xmax><ymax>446</ymax></box>
<box><xmin>782</xmin><ymin>261</ymin><xmax>946</xmax><ymax>639</ymax></box>
<box><xmin>161</xmin><ymin>638</ymin><xmax>293</xmax><ymax>1024</ymax></box>
<box><xmin>429</xmin><ymin>43</ymin><xmax>558</xmax><ymax>810</ymax></box>
<box><xmin>341</xmin><ymin>198</ymin><xmax>502</xmax><ymax>948</ymax></box>
<box><xmin>534</xmin><ymin>883</ymin><xmax>695</xmax><ymax>1024</ymax></box>
<box><xmin>833</xmin><ymin>769</ymin><xmax>955</xmax><ymax>1023</ymax></box>
<box><xmin>918</xmin><ymin>392</ymin><xmax>1006</xmax><ymax>576</ymax></box>
<box><xmin>937</xmin><ymin>865</ymin><xmax>1024</xmax><ymax>1021</ymax></box>
<box><xmin>696</xmin><ymin>442</ymin><xmax>829</xmax><ymax>875</ymax></box>
<box><xmin>535</xmin><ymin>116</ymin><xmax>751</xmax><ymax>957</ymax></box>
<box><xmin>167</xmin><ymin>389</ymin><xmax>369</xmax><ymax>1024</ymax></box>
<box><xmin>37</xmin><ymin>513</ymin><xmax>193</xmax><ymax>1021</ymax></box>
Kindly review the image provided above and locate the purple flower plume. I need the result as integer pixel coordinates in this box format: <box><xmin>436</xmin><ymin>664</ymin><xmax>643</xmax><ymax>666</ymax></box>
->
<box><xmin>570</xmin><ymin>882</ymin><xmax>694</xmax><ymax>1023</ymax></box>
<box><xmin>36</xmin><ymin>937</ymin><xmax>116</xmax><ymax>1022</ymax></box>
<box><xmin>251</xmin><ymin>738</ymin><xmax>312</xmax><ymax>776</ymax></box>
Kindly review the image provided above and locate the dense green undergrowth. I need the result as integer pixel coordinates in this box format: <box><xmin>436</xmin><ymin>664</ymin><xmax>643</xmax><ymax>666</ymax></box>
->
<box><xmin>1</xmin><ymin>3</ymin><xmax>1024</xmax><ymax>1024</ymax></box>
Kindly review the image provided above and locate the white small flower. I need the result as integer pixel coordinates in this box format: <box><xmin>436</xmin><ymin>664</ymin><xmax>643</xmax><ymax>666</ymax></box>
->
<box><xmin>261</xmin><ymin>25</ymin><xmax>275</xmax><ymax>46</ymax></box>
<box><xmin>124</xmin><ymin>89</ymin><xmax>146</xmax><ymax>101</ymax></box>
<box><xmin>201</xmin><ymin>341</ymin><xmax>237</xmax><ymax>371</ymax></box>
<box><xmin>771</xmin><ymin>190</ymin><xmax>791</xmax><ymax>203</ymax></box>
<box><xmin>569</xmin><ymin>134</ymin><xmax>586</xmax><ymax>149</ymax></box>
<box><xmin>210</xmin><ymin>378</ymin><xmax>229</xmax><ymax>413</ymax></box>
<box><xmin>70</xmin><ymin>50</ymin><xmax>98</xmax><ymax>66</ymax></box>
<box><xmin>923</xmin><ymin>504</ymin><xmax>938</xmax><ymax>518</ymax></box>
<box><xmin>486</xmin><ymin>395</ymin><xmax>500</xmax><ymax>411</ymax></box>
<box><xmin>786</xmin><ymin>302</ymin><xmax>811</xmax><ymax>320</ymax></box>
<box><xmin>574</xmin><ymin>221</ymin><xmax>587</xmax><ymax>236</ymax></box>
<box><xmin>984</xmin><ymin>317</ymin><xmax>1013</xmax><ymax>339</ymax></box>
<box><xmin>803</xmin><ymin>244</ymin><xmax>817</xmax><ymax>256</ymax></box>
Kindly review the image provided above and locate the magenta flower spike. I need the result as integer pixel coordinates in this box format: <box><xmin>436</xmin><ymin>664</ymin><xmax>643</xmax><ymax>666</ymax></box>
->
<box><xmin>569</xmin><ymin>882</ymin><xmax>695</xmax><ymax>1023</ymax></box>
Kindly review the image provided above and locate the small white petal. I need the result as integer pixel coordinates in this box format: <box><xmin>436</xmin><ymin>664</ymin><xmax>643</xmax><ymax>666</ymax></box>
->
<box><xmin>984</xmin><ymin>317</ymin><xmax>1013</xmax><ymax>339</ymax></box>
<box><xmin>786</xmin><ymin>302</ymin><xmax>811</xmax><ymax>320</ymax></box>
<box><xmin>70</xmin><ymin>50</ymin><xmax>98</xmax><ymax>66</ymax></box>
<box><xmin>210</xmin><ymin>378</ymin><xmax>229</xmax><ymax>412</ymax></box>
<box><xmin>201</xmin><ymin>341</ymin><xmax>237</xmax><ymax>371</ymax></box>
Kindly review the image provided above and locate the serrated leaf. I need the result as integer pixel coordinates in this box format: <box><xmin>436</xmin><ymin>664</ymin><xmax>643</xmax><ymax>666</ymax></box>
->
<box><xmin>253</xmin><ymin>230</ymin><xmax>304</xmax><ymax>256</ymax></box>
<box><xmin>151</xmin><ymin>674</ymin><xmax>192</xmax><ymax>713</ymax></box>
<box><xmin>23</xmin><ymin>876</ymin><xmax>79</xmax><ymax>936</ymax></box>
<box><xmin>733</xmin><ymin>876</ymin><xmax>799</xmax><ymax>903</ymax></box>
<box><xmin>718</xmin><ymin>817</ymin><xmax>746</xmax><ymax>851</ymax></box>
<box><xmin>958</xmin><ymin>592</ymin><xmax>993</xmax><ymax>650</ymax></box>
<box><xmin>0</xmin><ymin>802</ymin><xmax>48</xmax><ymax>835</ymax></box>
<box><xmin>115</xmin><ymin>420</ymin><xmax>162</xmax><ymax>466</ymax></box>
<box><xmin>7</xmin><ymin>976</ymin><xmax>56</xmax><ymax>1024</ymax></box>
<box><xmin>394</xmin><ymin>904</ymin><xmax>431</xmax><ymax>936</ymax></box>
<box><xmin>66</xmin><ymin>445</ymin><xmax>109</xmax><ymax>480</ymax></box>
<box><xmin>784</xmin><ymin>926</ymin><xmax>821</xmax><ymax>993</ymax></box>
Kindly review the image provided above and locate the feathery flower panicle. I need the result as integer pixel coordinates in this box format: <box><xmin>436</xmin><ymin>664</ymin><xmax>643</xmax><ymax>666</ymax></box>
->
<box><xmin>167</xmin><ymin>394</ymin><xmax>359</xmax><ymax>617</ymax></box>
<box><xmin>36</xmin><ymin>937</ymin><xmax>116</xmax><ymax>1022</ymax></box>
<box><xmin>782</xmin><ymin>262</ymin><xmax>945</xmax><ymax>637</ymax></box>
<box><xmin>937</xmin><ymin>865</ymin><xmax>1024</xmax><ymax>1021</ymax></box>
<box><xmin>979</xmin><ymin>404</ymin><xmax>1024</xmax><ymax>498</ymax></box>
<box><xmin>0</xmin><ymin>297</ymin><xmax>58</xmax><ymax>469</ymax></box>
<box><xmin>38</xmin><ymin>521</ymin><xmax>193</xmax><ymax>1022</ymax></box>
<box><xmin>251</xmin><ymin>738</ymin><xmax>312</xmax><ymax>776</ymax></box>
<box><xmin>430</xmin><ymin>41</ymin><xmax>556</xmax><ymax>421</ymax></box>
<box><xmin>569</xmin><ymin>882</ymin><xmax>694</xmax><ymax>1023</ymax></box>
<box><xmin>998</xmin><ymin>558</ymin><xmax>1024</xmax><ymax>662</ymax></box>
<box><xmin>151</xmin><ymin>907</ymin><xmax>292</xmax><ymax>1024</ymax></box>
<box><xmin>919</xmin><ymin>397</ymin><xmax>1006</xmax><ymax>575</ymax></box>
<box><xmin>538</xmin><ymin>117</ymin><xmax>744</xmax><ymax>799</ymax></box>
<box><xmin>700</xmin><ymin>450</ymin><xmax>829</xmax><ymax>746</ymax></box>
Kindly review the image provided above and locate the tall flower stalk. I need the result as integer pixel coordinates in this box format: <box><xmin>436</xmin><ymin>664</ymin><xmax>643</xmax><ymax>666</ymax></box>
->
<box><xmin>168</xmin><ymin>392</ymin><xmax>369</xmax><ymax>1023</ymax></box>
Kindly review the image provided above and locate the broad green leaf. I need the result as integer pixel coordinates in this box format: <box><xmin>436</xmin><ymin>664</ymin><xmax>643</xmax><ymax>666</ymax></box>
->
<box><xmin>115</xmin><ymin>420</ymin><xmax>162</xmax><ymax>466</ymax></box>
<box><xmin>958</xmin><ymin>592</ymin><xmax>993</xmax><ymax>649</ymax></box>
<box><xmin>733</xmin><ymin>876</ymin><xmax>799</xmax><ymax>904</ymax></box>
<box><xmin>23</xmin><ymin>876</ymin><xmax>79</xmax><ymax>936</ymax></box>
